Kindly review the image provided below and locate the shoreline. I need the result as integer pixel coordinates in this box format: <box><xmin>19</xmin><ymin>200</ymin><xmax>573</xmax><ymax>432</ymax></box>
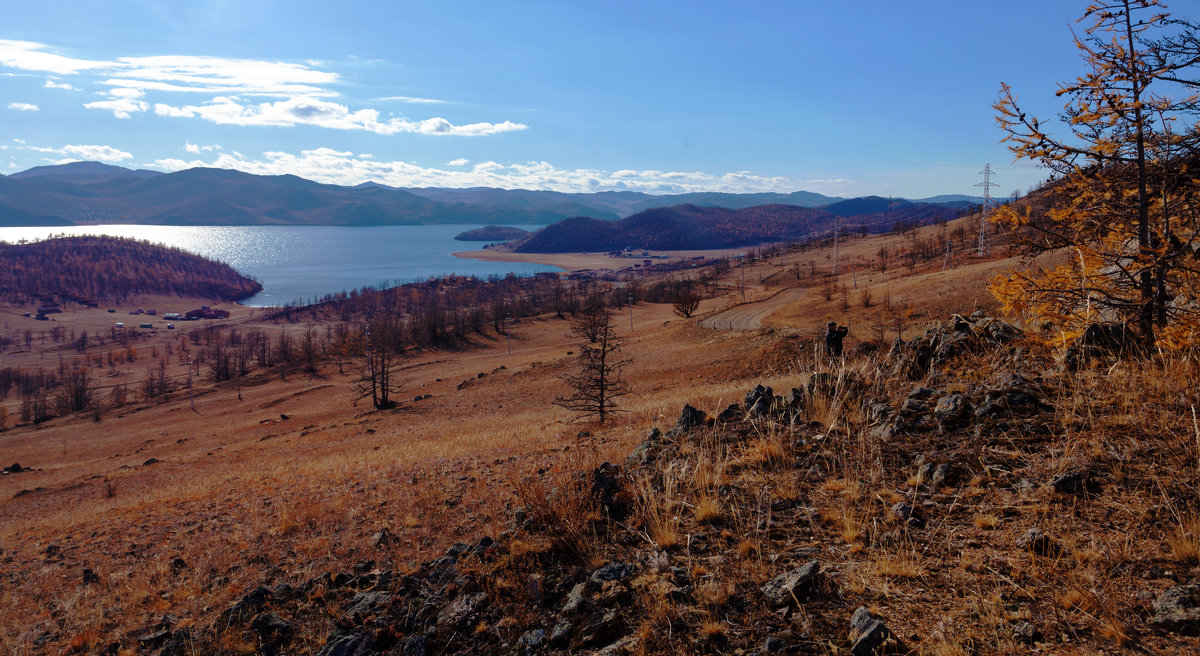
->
<box><xmin>451</xmin><ymin>246</ymin><xmax>754</xmax><ymax>272</ymax></box>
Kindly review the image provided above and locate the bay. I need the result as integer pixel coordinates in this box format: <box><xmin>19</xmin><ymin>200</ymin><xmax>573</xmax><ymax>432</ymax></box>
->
<box><xmin>0</xmin><ymin>224</ymin><xmax>552</xmax><ymax>307</ymax></box>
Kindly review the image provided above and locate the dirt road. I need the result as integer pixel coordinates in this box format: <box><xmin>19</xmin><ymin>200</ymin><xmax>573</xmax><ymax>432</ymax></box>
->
<box><xmin>699</xmin><ymin>287</ymin><xmax>806</xmax><ymax>330</ymax></box>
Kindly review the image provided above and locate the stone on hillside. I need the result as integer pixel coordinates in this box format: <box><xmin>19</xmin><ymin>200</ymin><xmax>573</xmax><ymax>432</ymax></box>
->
<box><xmin>760</xmin><ymin>559</ymin><xmax>820</xmax><ymax>607</ymax></box>
<box><xmin>589</xmin><ymin>562</ymin><xmax>635</xmax><ymax>589</ymax></box>
<box><xmin>346</xmin><ymin>591</ymin><xmax>393</xmax><ymax>622</ymax></box>
<box><xmin>437</xmin><ymin>592</ymin><xmax>488</xmax><ymax>629</ymax></box>
<box><xmin>745</xmin><ymin>384</ymin><xmax>774</xmax><ymax>408</ymax></box>
<box><xmin>890</xmin><ymin>502</ymin><xmax>924</xmax><ymax>528</ymax></box>
<box><xmin>594</xmin><ymin>635</ymin><xmax>638</xmax><ymax>655</ymax></box>
<box><xmin>1011</xmin><ymin>620</ymin><xmax>1041</xmax><ymax>645</ymax></box>
<box><xmin>1150</xmin><ymin>583</ymin><xmax>1200</xmax><ymax>635</ymax></box>
<box><xmin>563</xmin><ymin>582</ymin><xmax>588</xmax><ymax>614</ymax></box>
<box><xmin>676</xmin><ymin>404</ymin><xmax>708</xmax><ymax>430</ymax></box>
<box><xmin>550</xmin><ymin>619</ymin><xmax>574</xmax><ymax>648</ymax></box>
<box><xmin>1017</xmin><ymin>528</ymin><xmax>1066</xmax><ymax>558</ymax></box>
<box><xmin>517</xmin><ymin>628</ymin><xmax>546</xmax><ymax>655</ymax></box>
<box><xmin>250</xmin><ymin>612</ymin><xmax>293</xmax><ymax>646</ymax></box>
<box><xmin>808</xmin><ymin>373</ymin><xmax>837</xmax><ymax>397</ymax></box>
<box><xmin>1050</xmin><ymin>470</ymin><xmax>1101</xmax><ymax>495</ymax></box>
<box><xmin>716</xmin><ymin>404</ymin><xmax>741</xmax><ymax>423</ymax></box>
<box><xmin>848</xmin><ymin>606</ymin><xmax>903</xmax><ymax>655</ymax></box>
<box><xmin>580</xmin><ymin>608</ymin><xmax>623</xmax><ymax>647</ymax></box>
<box><xmin>315</xmin><ymin>632</ymin><xmax>374</xmax><ymax>656</ymax></box>
<box><xmin>626</xmin><ymin>428</ymin><xmax>663</xmax><ymax>467</ymax></box>
<box><xmin>933</xmin><ymin>394</ymin><xmax>971</xmax><ymax>430</ymax></box>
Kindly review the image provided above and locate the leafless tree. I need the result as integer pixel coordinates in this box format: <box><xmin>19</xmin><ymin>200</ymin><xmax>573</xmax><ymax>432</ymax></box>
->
<box><xmin>354</xmin><ymin>314</ymin><xmax>406</xmax><ymax>410</ymax></box>
<box><xmin>672</xmin><ymin>286</ymin><xmax>702</xmax><ymax>318</ymax></box>
<box><xmin>555</xmin><ymin>307</ymin><xmax>630</xmax><ymax>424</ymax></box>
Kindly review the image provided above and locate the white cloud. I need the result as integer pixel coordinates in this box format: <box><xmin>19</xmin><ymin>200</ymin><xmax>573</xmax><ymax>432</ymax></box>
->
<box><xmin>13</xmin><ymin>138</ymin><xmax>26</xmax><ymax>144</ymax></box>
<box><xmin>377</xmin><ymin>95</ymin><xmax>445</xmax><ymax>104</ymax></box>
<box><xmin>184</xmin><ymin>142</ymin><xmax>221</xmax><ymax>154</ymax></box>
<box><xmin>44</xmin><ymin>79</ymin><xmax>77</xmax><ymax>90</ymax></box>
<box><xmin>152</xmin><ymin>96</ymin><xmax>527</xmax><ymax>136</ymax></box>
<box><xmin>8</xmin><ymin>102</ymin><xmax>38</xmax><ymax>111</ymax></box>
<box><xmin>447</xmin><ymin>158</ymin><xmax>469</xmax><ymax>166</ymax></box>
<box><xmin>31</xmin><ymin>143</ymin><xmax>133</xmax><ymax>162</ymax></box>
<box><xmin>0</xmin><ymin>39</ymin><xmax>111</xmax><ymax>75</ymax></box>
<box><xmin>0</xmin><ymin>39</ymin><xmax>522</xmax><ymax>136</ymax></box>
<box><xmin>83</xmin><ymin>96</ymin><xmax>149</xmax><ymax>119</ymax></box>
<box><xmin>149</xmin><ymin>147</ymin><xmax>807</xmax><ymax>194</ymax></box>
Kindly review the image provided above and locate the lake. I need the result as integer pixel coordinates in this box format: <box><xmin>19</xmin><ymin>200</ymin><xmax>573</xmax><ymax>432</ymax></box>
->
<box><xmin>0</xmin><ymin>224</ymin><xmax>552</xmax><ymax>306</ymax></box>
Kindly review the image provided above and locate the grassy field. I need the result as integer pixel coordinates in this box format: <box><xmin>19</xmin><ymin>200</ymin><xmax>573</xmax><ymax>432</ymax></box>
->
<box><xmin>1</xmin><ymin>215</ymin><xmax>1197</xmax><ymax>654</ymax></box>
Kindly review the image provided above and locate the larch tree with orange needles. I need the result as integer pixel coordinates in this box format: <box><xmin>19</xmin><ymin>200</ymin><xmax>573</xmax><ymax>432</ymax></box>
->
<box><xmin>991</xmin><ymin>0</ymin><xmax>1200</xmax><ymax>349</ymax></box>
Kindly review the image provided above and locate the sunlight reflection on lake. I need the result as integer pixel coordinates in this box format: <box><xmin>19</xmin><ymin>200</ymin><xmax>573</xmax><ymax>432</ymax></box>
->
<box><xmin>0</xmin><ymin>224</ymin><xmax>551</xmax><ymax>306</ymax></box>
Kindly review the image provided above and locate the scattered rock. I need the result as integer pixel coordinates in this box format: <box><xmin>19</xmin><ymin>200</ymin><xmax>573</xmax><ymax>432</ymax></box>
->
<box><xmin>1150</xmin><ymin>583</ymin><xmax>1200</xmax><ymax>635</ymax></box>
<box><xmin>760</xmin><ymin>559</ymin><xmax>820</xmax><ymax>607</ymax></box>
<box><xmin>369</xmin><ymin>528</ymin><xmax>394</xmax><ymax>547</ymax></box>
<box><xmin>169</xmin><ymin>557</ymin><xmax>188</xmax><ymax>573</ymax></box>
<box><xmin>579</xmin><ymin>608</ymin><xmax>623</xmax><ymax>647</ymax></box>
<box><xmin>250</xmin><ymin>612</ymin><xmax>294</xmax><ymax>645</ymax></box>
<box><xmin>763</xmin><ymin>636</ymin><xmax>787</xmax><ymax>652</ymax></box>
<box><xmin>436</xmin><ymin>592</ymin><xmax>487</xmax><ymax>629</ymax></box>
<box><xmin>315</xmin><ymin>632</ymin><xmax>374</xmax><ymax>656</ymax></box>
<box><xmin>82</xmin><ymin>568</ymin><xmax>99</xmax><ymax>585</ymax></box>
<box><xmin>516</xmin><ymin>628</ymin><xmax>546</xmax><ymax>655</ymax></box>
<box><xmin>346</xmin><ymin>591</ymin><xmax>392</xmax><ymax>622</ymax></box>
<box><xmin>889</xmin><ymin>502</ymin><xmax>924</xmax><ymax>528</ymax></box>
<box><xmin>933</xmin><ymin>393</ymin><xmax>971</xmax><ymax>430</ymax></box>
<box><xmin>1049</xmin><ymin>470</ymin><xmax>1101</xmax><ymax>495</ymax></box>
<box><xmin>1016</xmin><ymin>528</ymin><xmax>1066</xmax><ymax>558</ymax></box>
<box><xmin>848</xmin><ymin>606</ymin><xmax>903</xmax><ymax>655</ymax></box>
<box><xmin>1</xmin><ymin>463</ymin><xmax>24</xmax><ymax>475</ymax></box>
<box><xmin>589</xmin><ymin>562</ymin><xmax>635</xmax><ymax>589</ymax></box>
<box><xmin>716</xmin><ymin>404</ymin><xmax>742</xmax><ymax>423</ymax></box>
<box><xmin>1012</xmin><ymin>620</ymin><xmax>1041</xmax><ymax>645</ymax></box>
<box><xmin>563</xmin><ymin>582</ymin><xmax>588</xmax><ymax>614</ymax></box>
<box><xmin>142</xmin><ymin>458</ymin><xmax>160</xmax><ymax>466</ymax></box>
<box><xmin>138</xmin><ymin>630</ymin><xmax>171</xmax><ymax>649</ymax></box>
<box><xmin>549</xmin><ymin>619</ymin><xmax>573</xmax><ymax>648</ymax></box>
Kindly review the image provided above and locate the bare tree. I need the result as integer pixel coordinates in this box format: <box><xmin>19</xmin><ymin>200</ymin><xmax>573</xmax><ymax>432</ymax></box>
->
<box><xmin>555</xmin><ymin>307</ymin><xmax>629</xmax><ymax>424</ymax></box>
<box><xmin>353</xmin><ymin>314</ymin><xmax>406</xmax><ymax>410</ymax></box>
<box><xmin>569</xmin><ymin>296</ymin><xmax>610</xmax><ymax>343</ymax></box>
<box><xmin>672</xmin><ymin>286</ymin><xmax>702</xmax><ymax>318</ymax></box>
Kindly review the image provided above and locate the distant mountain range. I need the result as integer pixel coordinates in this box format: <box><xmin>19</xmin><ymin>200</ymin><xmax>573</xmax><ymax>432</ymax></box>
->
<box><xmin>0</xmin><ymin>161</ymin><xmax>986</xmax><ymax>228</ymax></box>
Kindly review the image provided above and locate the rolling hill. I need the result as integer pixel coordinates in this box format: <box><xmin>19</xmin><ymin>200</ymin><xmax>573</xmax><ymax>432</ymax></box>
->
<box><xmin>0</xmin><ymin>162</ymin><xmax>987</xmax><ymax>228</ymax></box>
<box><xmin>511</xmin><ymin>200</ymin><xmax>966</xmax><ymax>252</ymax></box>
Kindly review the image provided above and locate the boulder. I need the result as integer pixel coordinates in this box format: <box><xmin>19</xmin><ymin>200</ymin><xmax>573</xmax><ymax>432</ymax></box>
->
<box><xmin>1016</xmin><ymin>528</ymin><xmax>1066</xmax><ymax>558</ymax></box>
<box><xmin>589</xmin><ymin>562</ymin><xmax>635</xmax><ymax>589</ymax></box>
<box><xmin>848</xmin><ymin>606</ymin><xmax>903</xmax><ymax>655</ymax></box>
<box><xmin>760</xmin><ymin>559</ymin><xmax>820</xmax><ymax>607</ymax></box>
<box><xmin>316</xmin><ymin>632</ymin><xmax>376</xmax><ymax>656</ymax></box>
<box><xmin>516</xmin><ymin>628</ymin><xmax>546</xmax><ymax>655</ymax></box>
<box><xmin>437</xmin><ymin>592</ymin><xmax>488</xmax><ymax>629</ymax></box>
<box><xmin>345</xmin><ymin>591</ymin><xmax>392</xmax><ymax>623</ymax></box>
<box><xmin>933</xmin><ymin>394</ymin><xmax>971</xmax><ymax>430</ymax></box>
<box><xmin>1150</xmin><ymin>583</ymin><xmax>1200</xmax><ymax>635</ymax></box>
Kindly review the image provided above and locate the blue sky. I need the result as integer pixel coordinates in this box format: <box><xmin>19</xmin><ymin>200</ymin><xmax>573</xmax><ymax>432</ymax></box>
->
<box><xmin>0</xmin><ymin>1</ymin><xmax>1114</xmax><ymax>198</ymax></box>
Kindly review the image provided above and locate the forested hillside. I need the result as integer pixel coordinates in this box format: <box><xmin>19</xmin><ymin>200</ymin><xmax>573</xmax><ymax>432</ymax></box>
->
<box><xmin>512</xmin><ymin>202</ymin><xmax>963</xmax><ymax>252</ymax></box>
<box><xmin>0</xmin><ymin>236</ymin><xmax>262</xmax><ymax>303</ymax></box>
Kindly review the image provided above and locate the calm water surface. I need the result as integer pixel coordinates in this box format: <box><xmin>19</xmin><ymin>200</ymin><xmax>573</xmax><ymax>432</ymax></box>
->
<box><xmin>0</xmin><ymin>225</ymin><xmax>551</xmax><ymax>306</ymax></box>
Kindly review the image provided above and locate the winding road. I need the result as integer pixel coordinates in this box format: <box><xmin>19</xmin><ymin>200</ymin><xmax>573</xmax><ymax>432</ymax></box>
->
<box><xmin>699</xmin><ymin>287</ymin><xmax>806</xmax><ymax>330</ymax></box>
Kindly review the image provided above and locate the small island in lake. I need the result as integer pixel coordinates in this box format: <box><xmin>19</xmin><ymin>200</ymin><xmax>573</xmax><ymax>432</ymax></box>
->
<box><xmin>453</xmin><ymin>225</ymin><xmax>531</xmax><ymax>242</ymax></box>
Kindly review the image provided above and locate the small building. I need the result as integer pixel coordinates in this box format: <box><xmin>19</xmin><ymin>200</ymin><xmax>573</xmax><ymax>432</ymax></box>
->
<box><xmin>36</xmin><ymin>304</ymin><xmax>61</xmax><ymax>314</ymax></box>
<box><xmin>139</xmin><ymin>323</ymin><xmax>153</xmax><ymax>329</ymax></box>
